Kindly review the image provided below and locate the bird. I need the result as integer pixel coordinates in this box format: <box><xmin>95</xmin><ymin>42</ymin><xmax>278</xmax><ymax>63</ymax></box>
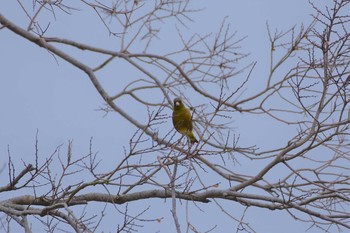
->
<box><xmin>172</xmin><ymin>97</ymin><xmax>198</xmax><ymax>144</ymax></box>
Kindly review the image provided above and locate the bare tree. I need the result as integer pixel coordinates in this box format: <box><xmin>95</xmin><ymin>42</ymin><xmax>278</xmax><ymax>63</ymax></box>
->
<box><xmin>1</xmin><ymin>0</ymin><xmax>349</xmax><ymax>232</ymax></box>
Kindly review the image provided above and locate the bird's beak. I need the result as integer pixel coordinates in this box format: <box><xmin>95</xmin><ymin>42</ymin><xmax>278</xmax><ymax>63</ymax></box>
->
<box><xmin>175</xmin><ymin>101</ymin><xmax>180</xmax><ymax>106</ymax></box>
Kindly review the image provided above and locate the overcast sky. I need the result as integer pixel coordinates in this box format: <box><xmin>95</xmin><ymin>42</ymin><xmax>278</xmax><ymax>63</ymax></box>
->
<box><xmin>0</xmin><ymin>1</ymin><xmax>335</xmax><ymax>232</ymax></box>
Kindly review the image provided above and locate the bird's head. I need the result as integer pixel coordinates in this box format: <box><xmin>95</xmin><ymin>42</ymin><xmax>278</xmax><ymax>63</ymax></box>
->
<box><xmin>173</xmin><ymin>98</ymin><xmax>184</xmax><ymax>109</ymax></box>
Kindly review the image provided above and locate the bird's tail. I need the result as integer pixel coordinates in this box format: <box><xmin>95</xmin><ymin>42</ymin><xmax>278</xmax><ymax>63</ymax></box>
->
<box><xmin>187</xmin><ymin>132</ymin><xmax>198</xmax><ymax>144</ymax></box>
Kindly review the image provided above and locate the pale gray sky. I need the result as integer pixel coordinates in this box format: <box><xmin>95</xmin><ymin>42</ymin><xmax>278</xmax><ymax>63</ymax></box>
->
<box><xmin>0</xmin><ymin>1</ymin><xmax>336</xmax><ymax>232</ymax></box>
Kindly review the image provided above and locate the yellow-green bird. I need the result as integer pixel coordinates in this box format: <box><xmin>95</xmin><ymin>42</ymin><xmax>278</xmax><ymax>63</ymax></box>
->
<box><xmin>172</xmin><ymin>98</ymin><xmax>198</xmax><ymax>144</ymax></box>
